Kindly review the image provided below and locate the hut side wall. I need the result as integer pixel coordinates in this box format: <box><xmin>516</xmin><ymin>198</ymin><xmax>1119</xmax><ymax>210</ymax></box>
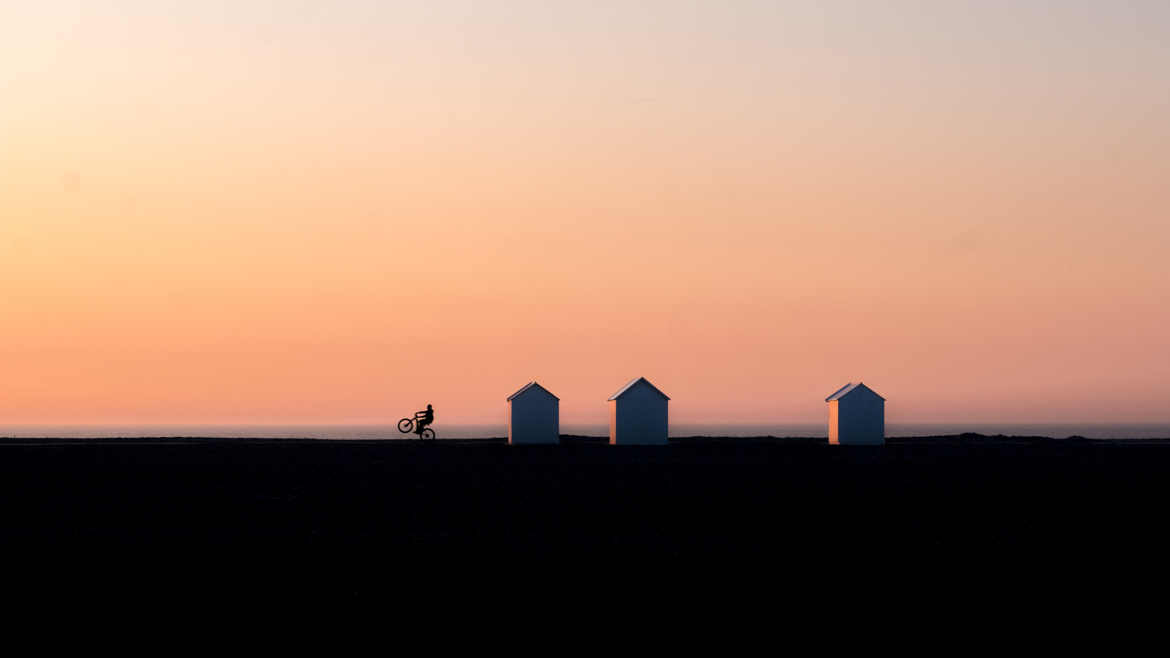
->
<box><xmin>828</xmin><ymin>400</ymin><xmax>840</xmax><ymax>445</ymax></box>
<box><xmin>609</xmin><ymin>400</ymin><xmax>618</xmax><ymax>445</ymax></box>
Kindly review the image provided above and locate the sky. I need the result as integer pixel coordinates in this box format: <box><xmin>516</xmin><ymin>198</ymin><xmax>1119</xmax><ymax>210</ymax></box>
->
<box><xmin>1</xmin><ymin>1</ymin><xmax>1168</xmax><ymax>426</ymax></box>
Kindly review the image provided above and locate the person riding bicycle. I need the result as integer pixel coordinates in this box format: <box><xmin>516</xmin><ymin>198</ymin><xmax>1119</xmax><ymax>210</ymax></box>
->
<box><xmin>414</xmin><ymin>404</ymin><xmax>434</xmax><ymax>434</ymax></box>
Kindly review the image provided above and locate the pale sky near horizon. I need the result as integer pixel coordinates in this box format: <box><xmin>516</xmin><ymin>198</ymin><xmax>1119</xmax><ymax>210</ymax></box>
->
<box><xmin>2</xmin><ymin>1</ymin><xmax>1168</xmax><ymax>425</ymax></box>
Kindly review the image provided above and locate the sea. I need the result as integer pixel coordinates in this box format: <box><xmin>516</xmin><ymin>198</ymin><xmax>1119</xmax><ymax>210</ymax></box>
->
<box><xmin>1</xmin><ymin>423</ymin><xmax>1168</xmax><ymax>440</ymax></box>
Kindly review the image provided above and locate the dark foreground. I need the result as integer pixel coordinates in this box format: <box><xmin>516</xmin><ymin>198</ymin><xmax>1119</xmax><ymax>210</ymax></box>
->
<box><xmin>3</xmin><ymin>435</ymin><xmax>1169</xmax><ymax>594</ymax></box>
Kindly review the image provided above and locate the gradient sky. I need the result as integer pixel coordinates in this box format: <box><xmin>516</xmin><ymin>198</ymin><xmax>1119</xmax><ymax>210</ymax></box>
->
<box><xmin>2</xmin><ymin>1</ymin><xmax>1168</xmax><ymax>425</ymax></box>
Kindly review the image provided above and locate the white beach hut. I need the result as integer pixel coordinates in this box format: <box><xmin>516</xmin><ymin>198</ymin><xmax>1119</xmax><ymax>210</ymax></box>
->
<box><xmin>507</xmin><ymin>381</ymin><xmax>560</xmax><ymax>445</ymax></box>
<box><xmin>608</xmin><ymin>377</ymin><xmax>670</xmax><ymax>445</ymax></box>
<box><xmin>825</xmin><ymin>382</ymin><xmax>886</xmax><ymax>445</ymax></box>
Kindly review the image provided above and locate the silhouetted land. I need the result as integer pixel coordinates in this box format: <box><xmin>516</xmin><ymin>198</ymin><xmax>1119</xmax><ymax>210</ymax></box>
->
<box><xmin>3</xmin><ymin>434</ymin><xmax>1168</xmax><ymax>594</ymax></box>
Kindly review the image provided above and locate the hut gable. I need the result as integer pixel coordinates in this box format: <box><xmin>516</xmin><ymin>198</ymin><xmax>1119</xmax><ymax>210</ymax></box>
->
<box><xmin>507</xmin><ymin>381</ymin><xmax>560</xmax><ymax>402</ymax></box>
<box><xmin>825</xmin><ymin>382</ymin><xmax>885</xmax><ymax>403</ymax></box>
<box><xmin>608</xmin><ymin>377</ymin><xmax>671</xmax><ymax>401</ymax></box>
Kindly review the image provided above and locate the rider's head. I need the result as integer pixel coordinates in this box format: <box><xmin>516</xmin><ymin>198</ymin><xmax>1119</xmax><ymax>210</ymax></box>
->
<box><xmin>427</xmin><ymin>404</ymin><xmax>432</xmax><ymax>410</ymax></box>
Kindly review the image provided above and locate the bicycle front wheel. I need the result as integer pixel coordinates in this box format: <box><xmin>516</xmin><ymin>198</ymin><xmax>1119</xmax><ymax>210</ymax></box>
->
<box><xmin>397</xmin><ymin>418</ymin><xmax>414</xmax><ymax>433</ymax></box>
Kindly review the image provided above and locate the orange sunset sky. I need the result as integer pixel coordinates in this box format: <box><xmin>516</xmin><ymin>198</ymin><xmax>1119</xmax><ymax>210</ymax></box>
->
<box><xmin>2</xmin><ymin>1</ymin><xmax>1168</xmax><ymax>426</ymax></box>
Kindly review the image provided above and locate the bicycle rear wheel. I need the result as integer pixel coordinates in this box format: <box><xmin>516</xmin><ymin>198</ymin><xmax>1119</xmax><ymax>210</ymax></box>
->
<box><xmin>397</xmin><ymin>418</ymin><xmax>414</xmax><ymax>433</ymax></box>
<box><xmin>421</xmin><ymin>428</ymin><xmax>435</xmax><ymax>440</ymax></box>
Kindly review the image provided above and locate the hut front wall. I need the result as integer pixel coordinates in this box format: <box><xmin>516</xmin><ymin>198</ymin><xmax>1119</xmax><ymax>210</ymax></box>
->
<box><xmin>610</xmin><ymin>385</ymin><xmax>668</xmax><ymax>445</ymax></box>
<box><xmin>836</xmin><ymin>394</ymin><xmax>884</xmax><ymax>445</ymax></box>
<box><xmin>508</xmin><ymin>394</ymin><xmax>559</xmax><ymax>444</ymax></box>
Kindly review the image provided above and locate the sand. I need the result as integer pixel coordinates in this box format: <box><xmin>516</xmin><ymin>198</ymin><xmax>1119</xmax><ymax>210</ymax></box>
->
<box><xmin>2</xmin><ymin>435</ymin><xmax>1167</xmax><ymax>557</ymax></box>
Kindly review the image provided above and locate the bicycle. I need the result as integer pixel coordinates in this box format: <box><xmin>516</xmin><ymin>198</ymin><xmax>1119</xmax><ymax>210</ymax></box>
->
<box><xmin>398</xmin><ymin>413</ymin><xmax>436</xmax><ymax>440</ymax></box>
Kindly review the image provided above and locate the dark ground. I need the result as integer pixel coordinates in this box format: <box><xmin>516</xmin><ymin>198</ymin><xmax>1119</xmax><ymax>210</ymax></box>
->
<box><xmin>3</xmin><ymin>434</ymin><xmax>1169</xmax><ymax>598</ymax></box>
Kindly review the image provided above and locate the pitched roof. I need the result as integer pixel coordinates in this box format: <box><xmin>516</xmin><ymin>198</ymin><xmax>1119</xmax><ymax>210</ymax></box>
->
<box><xmin>608</xmin><ymin>377</ymin><xmax>670</xmax><ymax>401</ymax></box>
<box><xmin>825</xmin><ymin>382</ymin><xmax>885</xmax><ymax>402</ymax></box>
<box><xmin>507</xmin><ymin>381</ymin><xmax>559</xmax><ymax>402</ymax></box>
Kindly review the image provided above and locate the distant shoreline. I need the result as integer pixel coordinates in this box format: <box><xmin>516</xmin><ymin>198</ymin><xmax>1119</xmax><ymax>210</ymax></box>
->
<box><xmin>5</xmin><ymin>422</ymin><xmax>1169</xmax><ymax>440</ymax></box>
<box><xmin>2</xmin><ymin>433</ymin><xmax>1169</xmax><ymax>444</ymax></box>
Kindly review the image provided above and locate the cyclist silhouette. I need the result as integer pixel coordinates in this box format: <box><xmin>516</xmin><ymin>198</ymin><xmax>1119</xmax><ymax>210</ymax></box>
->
<box><xmin>398</xmin><ymin>404</ymin><xmax>436</xmax><ymax>439</ymax></box>
<box><xmin>415</xmin><ymin>404</ymin><xmax>434</xmax><ymax>434</ymax></box>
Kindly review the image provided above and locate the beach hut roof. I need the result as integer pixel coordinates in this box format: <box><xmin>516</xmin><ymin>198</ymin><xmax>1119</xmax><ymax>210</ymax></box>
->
<box><xmin>608</xmin><ymin>377</ymin><xmax>671</xmax><ymax>401</ymax></box>
<box><xmin>825</xmin><ymin>382</ymin><xmax>885</xmax><ymax>402</ymax></box>
<box><xmin>507</xmin><ymin>381</ymin><xmax>559</xmax><ymax>402</ymax></box>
